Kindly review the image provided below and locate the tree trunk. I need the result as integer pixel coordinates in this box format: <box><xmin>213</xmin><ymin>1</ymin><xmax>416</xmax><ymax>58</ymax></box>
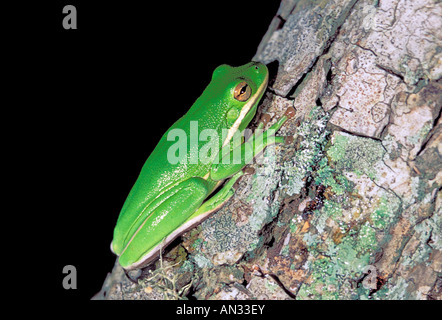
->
<box><xmin>95</xmin><ymin>0</ymin><xmax>441</xmax><ymax>300</ymax></box>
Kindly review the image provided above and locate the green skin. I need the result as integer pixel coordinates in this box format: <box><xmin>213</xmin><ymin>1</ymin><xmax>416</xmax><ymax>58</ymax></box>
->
<box><xmin>111</xmin><ymin>62</ymin><xmax>288</xmax><ymax>270</ymax></box>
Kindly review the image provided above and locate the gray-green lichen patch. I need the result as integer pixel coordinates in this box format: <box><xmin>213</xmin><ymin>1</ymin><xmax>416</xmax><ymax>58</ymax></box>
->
<box><xmin>328</xmin><ymin>132</ymin><xmax>386</xmax><ymax>180</ymax></box>
<box><xmin>281</xmin><ymin>106</ymin><xmax>330</xmax><ymax>196</ymax></box>
<box><xmin>322</xmin><ymin>132</ymin><xmax>403</xmax><ymax>233</ymax></box>
<box><xmin>192</xmin><ymin>253</ymin><xmax>214</xmax><ymax>269</ymax></box>
<box><xmin>315</xmin><ymin>157</ymin><xmax>354</xmax><ymax>196</ymax></box>
<box><xmin>296</xmin><ymin>232</ymin><xmax>374</xmax><ymax>300</ymax></box>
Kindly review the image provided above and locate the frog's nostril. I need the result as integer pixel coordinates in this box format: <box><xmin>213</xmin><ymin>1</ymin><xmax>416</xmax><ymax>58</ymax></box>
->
<box><xmin>250</xmin><ymin>61</ymin><xmax>266</xmax><ymax>74</ymax></box>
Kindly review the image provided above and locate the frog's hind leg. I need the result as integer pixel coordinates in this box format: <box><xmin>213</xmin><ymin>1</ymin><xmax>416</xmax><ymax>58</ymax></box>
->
<box><xmin>120</xmin><ymin>177</ymin><xmax>211</xmax><ymax>270</ymax></box>
<box><xmin>121</xmin><ymin>172</ymin><xmax>243</xmax><ymax>270</ymax></box>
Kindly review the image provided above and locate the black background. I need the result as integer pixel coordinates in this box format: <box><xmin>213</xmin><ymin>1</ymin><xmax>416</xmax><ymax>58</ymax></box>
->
<box><xmin>31</xmin><ymin>0</ymin><xmax>281</xmax><ymax>301</ymax></box>
<box><xmin>12</xmin><ymin>1</ymin><xmax>437</xmax><ymax>313</ymax></box>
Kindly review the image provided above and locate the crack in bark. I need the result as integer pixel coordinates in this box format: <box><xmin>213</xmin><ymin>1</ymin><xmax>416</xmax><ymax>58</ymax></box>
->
<box><xmin>266</xmin><ymin>273</ymin><xmax>298</xmax><ymax>299</ymax></box>
<box><xmin>416</xmin><ymin>106</ymin><xmax>442</xmax><ymax>158</ymax></box>
<box><xmin>275</xmin><ymin>15</ymin><xmax>286</xmax><ymax>31</ymax></box>
<box><xmin>285</xmin><ymin>0</ymin><xmax>361</xmax><ymax>98</ymax></box>
<box><xmin>376</xmin><ymin>63</ymin><xmax>405</xmax><ymax>82</ymax></box>
<box><xmin>333</xmin><ymin>126</ymin><xmax>384</xmax><ymax>142</ymax></box>
<box><xmin>354</xmin><ymin>43</ymin><xmax>378</xmax><ymax>57</ymax></box>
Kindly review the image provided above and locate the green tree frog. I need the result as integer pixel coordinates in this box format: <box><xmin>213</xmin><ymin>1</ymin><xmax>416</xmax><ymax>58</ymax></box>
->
<box><xmin>111</xmin><ymin>62</ymin><xmax>291</xmax><ymax>270</ymax></box>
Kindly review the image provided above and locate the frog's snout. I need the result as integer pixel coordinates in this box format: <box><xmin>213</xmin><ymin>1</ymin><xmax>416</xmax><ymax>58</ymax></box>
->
<box><xmin>250</xmin><ymin>61</ymin><xmax>263</xmax><ymax>69</ymax></box>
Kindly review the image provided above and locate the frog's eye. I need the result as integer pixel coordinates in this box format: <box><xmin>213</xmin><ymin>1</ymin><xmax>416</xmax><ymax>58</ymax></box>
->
<box><xmin>234</xmin><ymin>81</ymin><xmax>252</xmax><ymax>102</ymax></box>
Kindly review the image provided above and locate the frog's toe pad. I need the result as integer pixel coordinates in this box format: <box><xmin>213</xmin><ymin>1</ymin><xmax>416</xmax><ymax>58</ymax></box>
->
<box><xmin>285</xmin><ymin>106</ymin><xmax>296</xmax><ymax>119</ymax></box>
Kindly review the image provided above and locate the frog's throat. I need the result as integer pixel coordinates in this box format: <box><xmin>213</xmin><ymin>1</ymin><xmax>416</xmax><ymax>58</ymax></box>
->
<box><xmin>222</xmin><ymin>73</ymin><xmax>269</xmax><ymax>148</ymax></box>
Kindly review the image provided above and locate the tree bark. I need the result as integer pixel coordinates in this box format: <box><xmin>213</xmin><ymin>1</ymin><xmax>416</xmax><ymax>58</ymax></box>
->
<box><xmin>95</xmin><ymin>0</ymin><xmax>441</xmax><ymax>300</ymax></box>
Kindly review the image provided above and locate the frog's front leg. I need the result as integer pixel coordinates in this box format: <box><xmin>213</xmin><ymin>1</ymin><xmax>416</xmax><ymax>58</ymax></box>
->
<box><xmin>211</xmin><ymin>109</ymin><xmax>293</xmax><ymax>180</ymax></box>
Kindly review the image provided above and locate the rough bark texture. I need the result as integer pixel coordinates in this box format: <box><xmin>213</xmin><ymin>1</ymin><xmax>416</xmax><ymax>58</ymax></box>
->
<box><xmin>95</xmin><ymin>0</ymin><xmax>441</xmax><ymax>300</ymax></box>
